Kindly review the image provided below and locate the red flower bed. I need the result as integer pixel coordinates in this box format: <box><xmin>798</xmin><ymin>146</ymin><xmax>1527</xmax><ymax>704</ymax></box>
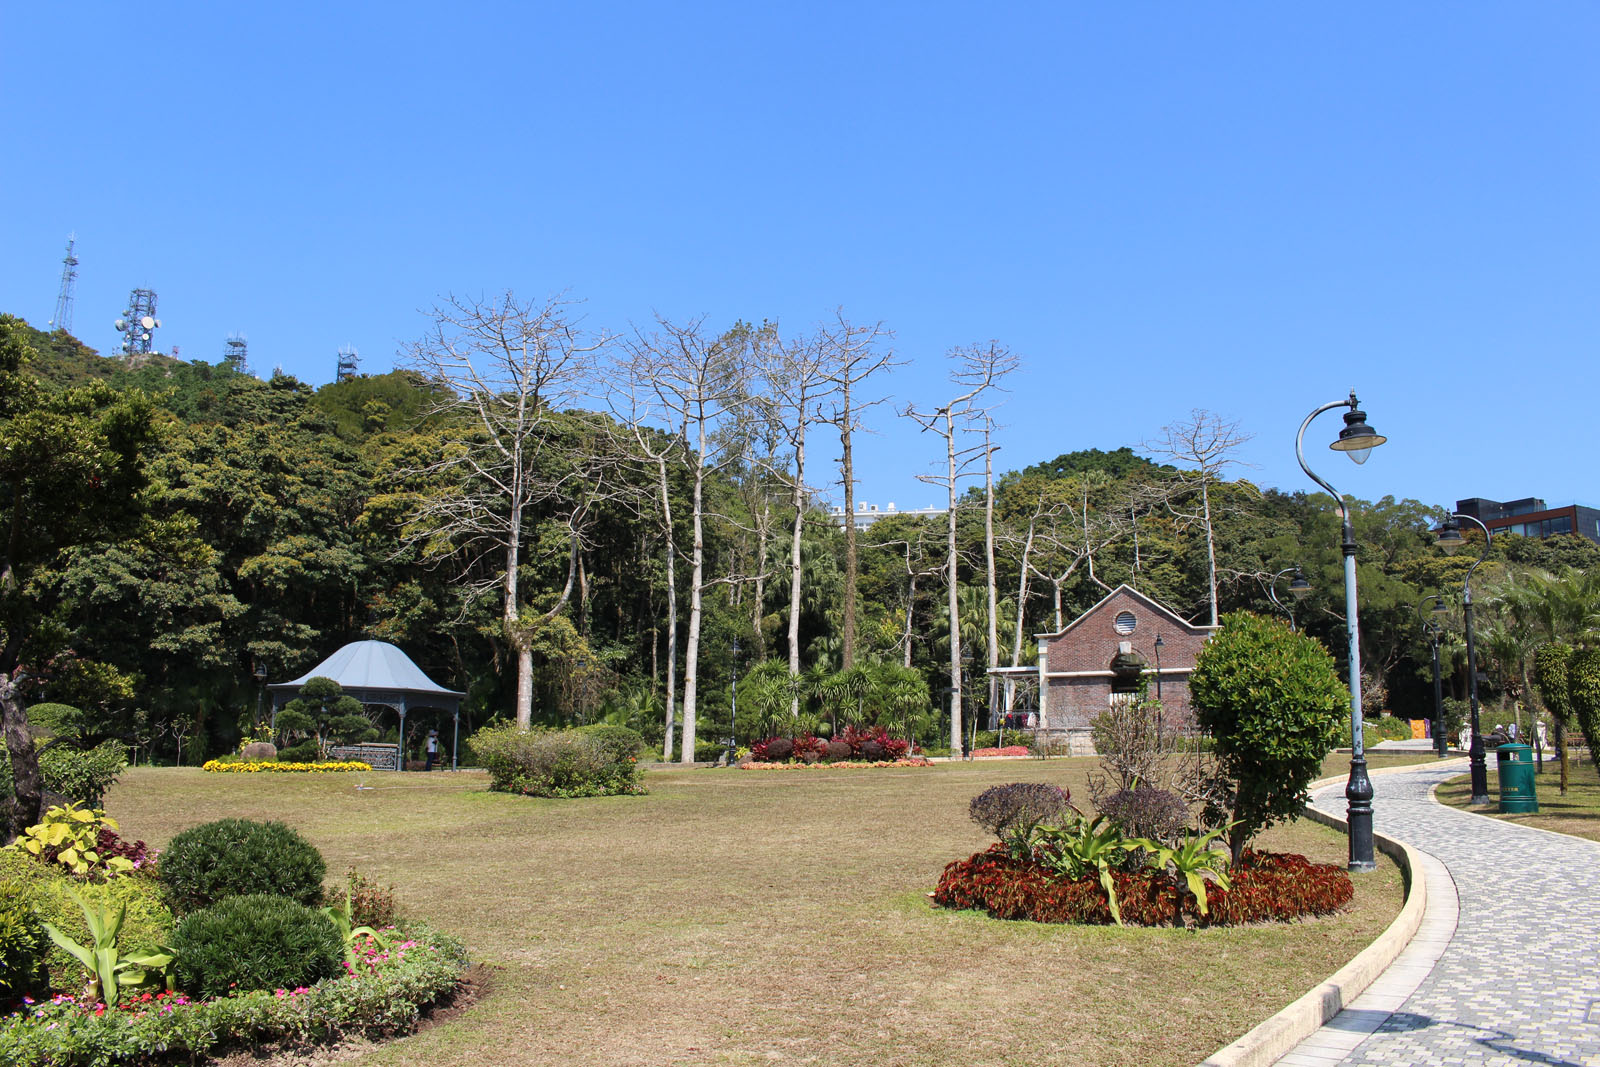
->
<box><xmin>751</xmin><ymin>726</ymin><xmax>911</xmax><ymax>764</ymax></box>
<box><xmin>970</xmin><ymin>745</ymin><xmax>1031</xmax><ymax>758</ymax></box>
<box><xmin>933</xmin><ymin>846</ymin><xmax>1353</xmax><ymax>927</ymax></box>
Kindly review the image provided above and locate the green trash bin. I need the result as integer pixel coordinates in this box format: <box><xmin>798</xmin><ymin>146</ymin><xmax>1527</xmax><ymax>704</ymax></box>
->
<box><xmin>1497</xmin><ymin>743</ymin><xmax>1538</xmax><ymax>813</ymax></box>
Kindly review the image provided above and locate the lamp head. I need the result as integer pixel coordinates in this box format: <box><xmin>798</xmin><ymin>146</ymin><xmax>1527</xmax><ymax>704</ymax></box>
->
<box><xmin>1328</xmin><ymin>391</ymin><xmax>1386</xmax><ymax>465</ymax></box>
<box><xmin>1288</xmin><ymin>567</ymin><xmax>1313</xmax><ymax>600</ymax></box>
<box><xmin>1154</xmin><ymin>635</ymin><xmax>1164</xmax><ymax>651</ymax></box>
<box><xmin>1434</xmin><ymin>518</ymin><xmax>1466</xmax><ymax>554</ymax></box>
<box><xmin>253</xmin><ymin>664</ymin><xmax>267</xmax><ymax>681</ymax></box>
<box><xmin>1432</xmin><ymin>595</ymin><xmax>1448</xmax><ymax>614</ymax></box>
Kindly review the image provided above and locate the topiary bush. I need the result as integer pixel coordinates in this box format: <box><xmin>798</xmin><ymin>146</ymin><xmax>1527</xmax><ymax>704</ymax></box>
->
<box><xmin>823</xmin><ymin>739</ymin><xmax>852</xmax><ymax>761</ymax></box>
<box><xmin>1189</xmin><ymin>611</ymin><xmax>1348</xmax><ymax>861</ymax></box>
<box><xmin>573</xmin><ymin>724</ymin><xmax>647</xmax><ymax>763</ymax></box>
<box><xmin>170</xmin><ymin>893</ymin><xmax>342</xmax><ymax>999</ymax></box>
<box><xmin>0</xmin><ymin>879</ymin><xmax>47</xmax><ymax>1001</ymax></box>
<box><xmin>1097</xmin><ymin>784</ymin><xmax>1190</xmax><ymax>846</ymax></box>
<box><xmin>969</xmin><ymin>782</ymin><xmax>1073</xmax><ymax>858</ymax></box>
<box><xmin>158</xmin><ymin>819</ymin><xmax>326</xmax><ymax>914</ymax></box>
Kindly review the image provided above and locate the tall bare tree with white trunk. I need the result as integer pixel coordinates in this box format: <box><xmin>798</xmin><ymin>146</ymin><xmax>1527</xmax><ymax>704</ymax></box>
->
<box><xmin>758</xmin><ymin>327</ymin><xmax>837</xmax><ymax>710</ymax></box>
<box><xmin>618</xmin><ymin>316</ymin><xmax>747</xmax><ymax>762</ymax></box>
<box><xmin>903</xmin><ymin>343</ymin><xmax>1018</xmax><ymax>754</ymax></box>
<box><xmin>1144</xmin><ymin>410</ymin><xmax>1255</xmax><ymax>627</ymax></box>
<box><xmin>819</xmin><ymin>311</ymin><xmax>900</xmax><ymax>670</ymax></box>
<box><xmin>401</xmin><ymin>292</ymin><xmax>612</xmax><ymax>730</ymax></box>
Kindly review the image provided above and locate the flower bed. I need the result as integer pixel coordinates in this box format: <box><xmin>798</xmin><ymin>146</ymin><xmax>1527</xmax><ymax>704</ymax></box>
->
<box><xmin>741</xmin><ymin>757</ymin><xmax>933</xmax><ymax>770</ymax></box>
<box><xmin>0</xmin><ymin>926</ymin><xmax>467</xmax><ymax>1066</ymax></box>
<box><xmin>748</xmin><ymin>726</ymin><xmax>920</xmax><ymax>766</ymax></box>
<box><xmin>202</xmin><ymin>759</ymin><xmax>373</xmax><ymax>774</ymax></box>
<box><xmin>969</xmin><ymin>745</ymin><xmax>1031</xmax><ymax>758</ymax></box>
<box><xmin>933</xmin><ymin>846</ymin><xmax>1353</xmax><ymax>927</ymax></box>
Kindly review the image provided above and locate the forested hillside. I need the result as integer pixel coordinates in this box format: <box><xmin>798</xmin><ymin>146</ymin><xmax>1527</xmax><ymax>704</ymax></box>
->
<box><xmin>5</xmin><ymin>309</ymin><xmax>1596</xmax><ymax>767</ymax></box>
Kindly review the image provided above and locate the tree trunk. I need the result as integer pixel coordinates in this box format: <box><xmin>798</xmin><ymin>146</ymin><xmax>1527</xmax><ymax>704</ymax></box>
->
<box><xmin>506</xmin><ymin>501</ymin><xmax>533</xmax><ymax>730</ymax></box>
<box><xmin>787</xmin><ymin>431</ymin><xmax>806</xmax><ymax>714</ymax></box>
<box><xmin>1201</xmin><ymin>480</ymin><xmax>1219</xmax><ymax>627</ymax></box>
<box><xmin>682</xmin><ymin>432</ymin><xmax>708</xmax><ymax>764</ymax></box>
<box><xmin>944</xmin><ymin>417</ymin><xmax>962</xmax><ymax>756</ymax></box>
<box><xmin>840</xmin><ymin>377</ymin><xmax>858</xmax><ymax>669</ymax></box>
<box><xmin>984</xmin><ymin>439</ymin><xmax>999</xmax><ymax>731</ymax></box>
<box><xmin>752</xmin><ymin>500</ymin><xmax>770</xmax><ymax>659</ymax></box>
<box><xmin>0</xmin><ymin>671</ymin><xmax>42</xmax><ymax>835</ymax></box>
<box><xmin>655</xmin><ymin>453</ymin><xmax>679</xmax><ymax>763</ymax></box>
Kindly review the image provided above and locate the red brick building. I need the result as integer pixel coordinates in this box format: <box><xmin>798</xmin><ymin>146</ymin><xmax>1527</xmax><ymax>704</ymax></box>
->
<box><xmin>1035</xmin><ymin>585</ymin><xmax>1216</xmax><ymax>752</ymax></box>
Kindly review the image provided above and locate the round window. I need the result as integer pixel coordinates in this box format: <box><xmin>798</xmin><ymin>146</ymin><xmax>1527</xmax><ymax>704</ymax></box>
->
<box><xmin>1113</xmin><ymin>611</ymin><xmax>1137</xmax><ymax>635</ymax></box>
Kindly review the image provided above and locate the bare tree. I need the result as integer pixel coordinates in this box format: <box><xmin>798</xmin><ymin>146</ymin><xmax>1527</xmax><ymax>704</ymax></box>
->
<box><xmin>758</xmin><ymin>327</ymin><xmax>837</xmax><ymax>709</ymax></box>
<box><xmin>1029</xmin><ymin>473</ymin><xmax>1127</xmax><ymax>630</ymax></box>
<box><xmin>819</xmin><ymin>311</ymin><xmax>900</xmax><ymax>670</ymax></box>
<box><xmin>981</xmin><ymin>423</ymin><xmax>1002</xmax><ymax>729</ymax></box>
<box><xmin>618</xmin><ymin>316</ymin><xmax>747</xmax><ymax>762</ymax></box>
<box><xmin>904</xmin><ymin>343</ymin><xmax>1018</xmax><ymax>754</ymax></box>
<box><xmin>606</xmin><ymin>352</ymin><xmax>687</xmax><ymax>761</ymax></box>
<box><xmin>401</xmin><ymin>292</ymin><xmax>611</xmax><ymax>730</ymax></box>
<box><xmin>1144</xmin><ymin>410</ymin><xmax>1255</xmax><ymax>627</ymax></box>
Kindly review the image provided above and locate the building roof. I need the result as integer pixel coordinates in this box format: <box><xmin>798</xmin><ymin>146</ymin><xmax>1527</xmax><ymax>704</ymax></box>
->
<box><xmin>269</xmin><ymin>640</ymin><xmax>464</xmax><ymax>699</ymax></box>
<box><xmin>1035</xmin><ymin>584</ymin><xmax>1215</xmax><ymax>641</ymax></box>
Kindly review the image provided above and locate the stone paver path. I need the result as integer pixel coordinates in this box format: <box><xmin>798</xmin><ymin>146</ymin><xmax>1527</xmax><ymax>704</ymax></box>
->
<box><xmin>1286</xmin><ymin>760</ymin><xmax>1600</xmax><ymax>1067</ymax></box>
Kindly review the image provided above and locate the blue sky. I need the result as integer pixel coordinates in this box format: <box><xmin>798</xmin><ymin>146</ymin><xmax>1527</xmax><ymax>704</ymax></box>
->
<box><xmin>4</xmin><ymin>3</ymin><xmax>1596</xmax><ymax>514</ymax></box>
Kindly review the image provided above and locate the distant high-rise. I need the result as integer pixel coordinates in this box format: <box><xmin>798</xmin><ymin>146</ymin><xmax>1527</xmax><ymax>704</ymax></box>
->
<box><xmin>223</xmin><ymin>333</ymin><xmax>249</xmax><ymax>374</ymax></box>
<box><xmin>336</xmin><ymin>345</ymin><xmax>359</xmax><ymax>382</ymax></box>
<box><xmin>48</xmin><ymin>234</ymin><xmax>78</xmax><ymax>333</ymax></box>
<box><xmin>113</xmin><ymin>289</ymin><xmax>160</xmax><ymax>360</ymax></box>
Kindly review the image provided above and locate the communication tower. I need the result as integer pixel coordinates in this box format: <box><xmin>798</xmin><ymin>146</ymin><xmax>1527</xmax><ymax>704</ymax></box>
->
<box><xmin>48</xmin><ymin>235</ymin><xmax>79</xmax><ymax>333</ymax></box>
<box><xmin>223</xmin><ymin>333</ymin><xmax>249</xmax><ymax>374</ymax></box>
<box><xmin>113</xmin><ymin>289</ymin><xmax>161</xmax><ymax>360</ymax></box>
<box><xmin>336</xmin><ymin>345</ymin><xmax>359</xmax><ymax>381</ymax></box>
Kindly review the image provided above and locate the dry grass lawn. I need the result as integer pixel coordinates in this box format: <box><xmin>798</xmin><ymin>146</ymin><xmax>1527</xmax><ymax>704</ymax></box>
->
<box><xmin>105</xmin><ymin>758</ymin><xmax>1403</xmax><ymax>1067</ymax></box>
<box><xmin>1437</xmin><ymin>752</ymin><xmax>1600</xmax><ymax>843</ymax></box>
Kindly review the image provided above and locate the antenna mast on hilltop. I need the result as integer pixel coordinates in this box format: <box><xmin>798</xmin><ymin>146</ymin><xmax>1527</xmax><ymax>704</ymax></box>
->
<box><xmin>114</xmin><ymin>289</ymin><xmax>161</xmax><ymax>361</ymax></box>
<box><xmin>336</xmin><ymin>345</ymin><xmax>359</xmax><ymax>381</ymax></box>
<box><xmin>223</xmin><ymin>333</ymin><xmax>249</xmax><ymax>374</ymax></box>
<box><xmin>48</xmin><ymin>234</ymin><xmax>79</xmax><ymax>332</ymax></box>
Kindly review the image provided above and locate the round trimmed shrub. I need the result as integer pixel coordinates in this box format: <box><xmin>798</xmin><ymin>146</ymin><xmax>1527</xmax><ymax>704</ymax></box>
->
<box><xmin>171</xmin><ymin>893</ymin><xmax>342</xmax><ymax>998</ymax></box>
<box><xmin>159</xmin><ymin>818</ymin><xmax>326</xmax><ymax>913</ymax></box>
<box><xmin>823</xmin><ymin>739</ymin><xmax>852</xmax><ymax>762</ymax></box>
<box><xmin>0</xmin><ymin>879</ymin><xmax>47</xmax><ymax>1000</ymax></box>
<box><xmin>763</xmin><ymin>737</ymin><xmax>794</xmax><ymax>762</ymax></box>
<box><xmin>858</xmin><ymin>740</ymin><xmax>887</xmax><ymax>761</ymax></box>
<box><xmin>1097</xmin><ymin>785</ymin><xmax>1189</xmax><ymax>845</ymax></box>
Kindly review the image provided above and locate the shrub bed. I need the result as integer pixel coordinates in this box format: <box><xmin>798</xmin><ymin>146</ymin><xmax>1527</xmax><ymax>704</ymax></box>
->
<box><xmin>749</xmin><ymin>726</ymin><xmax>912</xmax><ymax>765</ymax></box>
<box><xmin>740</xmin><ymin>757</ymin><xmax>932</xmax><ymax>770</ymax></box>
<box><xmin>468</xmin><ymin>722</ymin><xmax>645</xmax><ymax>798</ymax></box>
<box><xmin>933</xmin><ymin>846</ymin><xmax>1353</xmax><ymax>927</ymax></box>
<box><xmin>171</xmin><ymin>894</ymin><xmax>343</xmax><ymax>999</ymax></box>
<box><xmin>970</xmin><ymin>745</ymin><xmax>1031</xmax><ymax>758</ymax></box>
<box><xmin>201</xmin><ymin>759</ymin><xmax>372</xmax><ymax>773</ymax></box>
<box><xmin>0</xmin><ymin>926</ymin><xmax>468</xmax><ymax>1067</ymax></box>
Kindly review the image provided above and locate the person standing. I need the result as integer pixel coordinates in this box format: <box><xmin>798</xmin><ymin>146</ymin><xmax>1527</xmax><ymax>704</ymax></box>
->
<box><xmin>425</xmin><ymin>728</ymin><xmax>439</xmax><ymax>771</ymax></box>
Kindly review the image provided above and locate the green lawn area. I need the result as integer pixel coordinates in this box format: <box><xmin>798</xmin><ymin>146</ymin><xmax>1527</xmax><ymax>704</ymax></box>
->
<box><xmin>105</xmin><ymin>758</ymin><xmax>1403</xmax><ymax>1067</ymax></box>
<box><xmin>1436</xmin><ymin>753</ymin><xmax>1600</xmax><ymax>843</ymax></box>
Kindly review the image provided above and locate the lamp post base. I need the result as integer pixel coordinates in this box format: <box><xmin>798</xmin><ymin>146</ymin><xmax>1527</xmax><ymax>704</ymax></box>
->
<box><xmin>1346</xmin><ymin>755</ymin><xmax>1376</xmax><ymax>872</ymax></box>
<box><xmin>1469</xmin><ymin>737</ymin><xmax>1490</xmax><ymax>805</ymax></box>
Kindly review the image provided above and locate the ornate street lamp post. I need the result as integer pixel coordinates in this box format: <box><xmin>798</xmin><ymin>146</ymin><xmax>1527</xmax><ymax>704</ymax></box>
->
<box><xmin>1267</xmin><ymin>566</ymin><xmax>1313</xmax><ymax>631</ymax></box>
<box><xmin>1417</xmin><ymin>594</ymin><xmax>1448</xmax><ymax>758</ymax></box>
<box><xmin>1296</xmin><ymin>391</ymin><xmax>1387</xmax><ymax>872</ymax></box>
<box><xmin>1434</xmin><ymin>514</ymin><xmax>1494</xmax><ymax>803</ymax></box>
<box><xmin>253</xmin><ymin>663</ymin><xmax>268</xmax><ymax>730</ymax></box>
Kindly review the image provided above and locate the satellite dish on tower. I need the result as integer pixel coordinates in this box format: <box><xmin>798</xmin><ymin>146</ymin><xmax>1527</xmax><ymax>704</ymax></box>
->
<box><xmin>140</xmin><ymin>316</ymin><xmax>155</xmax><ymax>330</ymax></box>
<box><xmin>114</xmin><ymin>319</ymin><xmax>126</xmax><ymax>331</ymax></box>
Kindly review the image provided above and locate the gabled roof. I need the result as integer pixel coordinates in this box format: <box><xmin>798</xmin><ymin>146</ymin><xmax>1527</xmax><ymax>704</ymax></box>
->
<box><xmin>1035</xmin><ymin>584</ymin><xmax>1216</xmax><ymax>641</ymax></box>
<box><xmin>269</xmin><ymin>640</ymin><xmax>464</xmax><ymax>698</ymax></box>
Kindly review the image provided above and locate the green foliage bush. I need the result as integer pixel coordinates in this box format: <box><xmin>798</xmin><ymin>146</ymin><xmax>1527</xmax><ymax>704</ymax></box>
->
<box><xmin>467</xmin><ymin>722</ymin><xmax>645</xmax><ymax>797</ymax></box>
<box><xmin>0</xmin><ymin>879</ymin><xmax>47</xmax><ymax>1000</ymax></box>
<box><xmin>38</xmin><ymin>741</ymin><xmax>129</xmax><ymax>807</ymax></box>
<box><xmin>573</xmin><ymin>724</ymin><xmax>646</xmax><ymax>763</ymax></box>
<box><xmin>170</xmin><ymin>893</ymin><xmax>342</xmax><ymax>999</ymax></box>
<box><xmin>0</xmin><ymin>926</ymin><xmax>468</xmax><ymax>1067</ymax></box>
<box><xmin>158</xmin><ymin>819</ymin><xmax>326</xmax><ymax>913</ymax></box>
<box><xmin>1189</xmin><ymin>611</ymin><xmax>1348</xmax><ymax>860</ymax></box>
<box><xmin>22</xmin><ymin>704</ymin><xmax>84</xmax><ymax>739</ymax></box>
<box><xmin>21</xmin><ymin>870</ymin><xmax>173</xmax><ymax>993</ymax></box>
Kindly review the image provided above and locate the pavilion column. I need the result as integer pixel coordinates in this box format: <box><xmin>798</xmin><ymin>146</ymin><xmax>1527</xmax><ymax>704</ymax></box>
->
<box><xmin>451</xmin><ymin>708</ymin><xmax>460</xmax><ymax>772</ymax></box>
<box><xmin>397</xmin><ymin>699</ymin><xmax>406</xmax><ymax>772</ymax></box>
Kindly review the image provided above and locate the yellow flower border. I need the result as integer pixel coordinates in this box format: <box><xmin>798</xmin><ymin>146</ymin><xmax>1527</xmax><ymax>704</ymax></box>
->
<box><xmin>202</xmin><ymin>759</ymin><xmax>373</xmax><ymax>773</ymax></box>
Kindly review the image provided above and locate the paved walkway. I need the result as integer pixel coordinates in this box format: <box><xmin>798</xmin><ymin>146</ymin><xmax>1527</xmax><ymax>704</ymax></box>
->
<box><xmin>1284</xmin><ymin>760</ymin><xmax>1600</xmax><ymax>1067</ymax></box>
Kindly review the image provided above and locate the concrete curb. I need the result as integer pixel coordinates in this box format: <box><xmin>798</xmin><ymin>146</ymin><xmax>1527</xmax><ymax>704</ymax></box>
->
<box><xmin>1195</xmin><ymin>763</ymin><xmax>1459</xmax><ymax>1067</ymax></box>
